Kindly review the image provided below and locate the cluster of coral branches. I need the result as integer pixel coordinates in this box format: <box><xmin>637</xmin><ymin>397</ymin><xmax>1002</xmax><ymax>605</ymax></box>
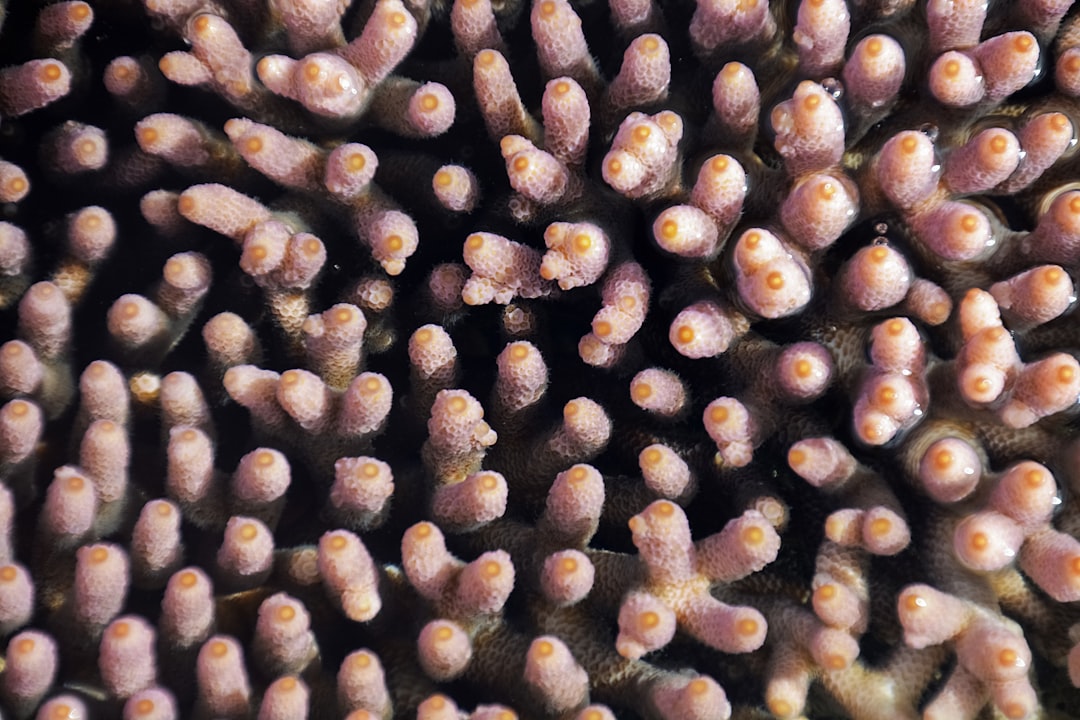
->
<box><xmin>2</xmin><ymin>0</ymin><xmax>1080</xmax><ymax>717</ymax></box>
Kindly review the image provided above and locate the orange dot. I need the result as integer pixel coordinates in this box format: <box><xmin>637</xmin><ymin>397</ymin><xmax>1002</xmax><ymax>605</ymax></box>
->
<box><xmin>1050</xmin><ymin>113</ymin><xmax>1071</xmax><ymax>132</ymax></box>
<box><xmin>862</xmin><ymin>421</ymin><xmax>884</xmax><ymax>442</ymax></box>
<box><xmin>134</xmin><ymin>698</ymin><xmax>156</xmax><ymax>716</ymax></box>
<box><xmin>633</xmin><ymin>125</ymin><xmax>651</xmax><ymax>143</ymax></box>
<box><xmin>768</xmin><ymin>698</ymin><xmax>794</xmax><ymax>717</ymax></box>
<box><xmin>434</xmin><ymin>170</ymin><xmax>452</xmax><ymax>187</ymax></box>
<box><xmin>972</xmin><ymin>376</ymin><xmax>992</xmax><ymax>394</ymax></box>
<box><xmin>277</xmin><ymin>604</ymin><xmax>296</xmax><ymax>622</ymax></box>
<box><xmin>510</xmin><ymin>343</ymin><xmax>529</xmax><ymax>360</ymax></box>
<box><xmin>642</xmin><ymin>447</ymin><xmax>662</xmax><ymax>466</ymax></box>
<box><xmin>193</xmin><ymin>15</ymin><xmax>211</xmax><ymax>33</ymax></box>
<box><xmin>41</xmin><ymin>62</ymin><xmax>63</xmax><ymax>82</ymax></box>
<box><xmin>802</xmin><ymin>93</ymin><xmax>821</xmax><ymax>111</ymax></box>
<box><xmin>564</xmin><ymin>400</ymin><xmax>579</xmax><ymax>417</ymax></box>
<box><xmin>869</xmin><ymin>517</ymin><xmax>892</xmax><ymax>537</ymax></box>
<box><xmin>742</xmin><ymin>524</ymin><xmax>765</xmax><ymax>545</ymax></box>
<box><xmin>1024</xmin><ymin>468</ymin><xmax>1045</xmax><ymax>487</ymax></box>
<box><xmin>8</xmin><ymin>399</ymin><xmax>30</xmax><ymax>417</ymax></box>
<box><xmin>1057</xmin><ymin>364</ymin><xmax>1076</xmax><ymax>384</ymax></box>
<box><xmin>606</xmin><ymin>157</ymin><xmax>622</xmax><ymax>175</ymax></box>
<box><xmin>676</xmin><ymin>325</ymin><xmax>694</xmax><ymax>344</ymax></box>
<box><xmin>71</xmin><ymin>3</ymin><xmax>91</xmax><ymax>21</ymax></box>
<box><xmin>943</xmin><ymin>59</ymin><xmax>961</xmax><ymax>78</ymax></box>
<box><xmin>736</xmin><ymin>617</ymin><xmax>758</xmax><ymax>636</ymax></box>
<box><xmin>710</xmin><ymin>155</ymin><xmax>729</xmax><ymax>175</ymax></box>
<box><xmin>483</xmin><ymin>559</ymin><xmax>502</xmax><ymax>577</ymax></box>
<box><xmin>512</xmin><ymin>156</ymin><xmax>529</xmax><ymax>173</ymax></box>
<box><xmin>239</xmin><ymin>523</ymin><xmax>258</xmax><ymax>541</ymax></box>
<box><xmin>903</xmin><ymin>593</ymin><xmax>926</xmax><ymax>611</ymax></box>
<box><xmin>1014</xmin><ymin>34</ymin><xmax>1033</xmax><ymax>52</ymax></box>
<box><xmin>766</xmin><ymin>270</ymin><xmax>785</xmax><ymax>290</ymax></box>
<box><xmin>655</xmin><ymin>501</ymin><xmax>676</xmax><ymax>517</ymax></box>
<box><xmin>303</xmin><ymin>61</ymin><xmax>322</xmax><ymax>81</ymax></box>
<box><xmin>932</xmin><ymin>448</ymin><xmax>953</xmax><ymax>470</ymax></box>
<box><xmin>210</xmin><ymin>639</ymin><xmax>229</xmax><ymax>657</ymax></box>
<box><xmin>710</xmin><ymin>404</ymin><xmax>729</xmax><ymax>424</ymax></box>
<box><xmin>90</xmin><ymin>546</ymin><xmax>110</xmax><ymax>563</ymax></box>
<box><xmin>389</xmin><ymin>11</ymin><xmax>407</xmax><ymax>26</ymax></box>
<box><xmin>6</xmin><ymin>177</ymin><xmax>27</xmax><ymax>194</ymax></box>
<box><xmin>998</xmin><ymin>648</ymin><xmax>1018</xmax><ymax>666</ymax></box>
<box><xmin>959</xmin><ymin>213</ymin><xmax>979</xmax><ymax>233</ymax></box>
<box><xmin>642</xmin><ymin>36</ymin><xmax>660</xmax><ymax>53</ymax></box>
<box><xmin>1071</xmin><ymin>555</ymin><xmax>1080</xmax><ymax>576</ymax></box>
<box><xmin>477</xmin><ymin>49</ymin><xmax>496</xmax><ymax>66</ymax></box>
<box><xmin>329</xmin><ymin>534</ymin><xmax>348</xmax><ymax>551</ymax></box>
<box><xmin>112</xmin><ymin>621</ymin><xmax>130</xmax><ymax>637</ymax></box>
<box><xmin>660</xmin><ymin>219</ymin><xmax>678</xmax><ymax>239</ymax></box>
<box><xmin>244</xmin><ymin>136</ymin><xmax>263</xmax><ymax>154</ymax></box>
<box><xmin>346</xmin><ymin>152</ymin><xmax>366</xmax><ymax>171</ymax></box>
<box><xmin>427</xmin><ymin>695</ymin><xmax>448</xmax><ymax>710</ymax></box>
<box><xmin>1069</xmin><ymin>195</ymin><xmax>1080</xmax><ymax>215</ymax></box>
<box><xmin>448</xmin><ymin>395</ymin><xmax>468</xmax><ymax>413</ymax></box>
<box><xmin>386</xmin><ymin>235</ymin><xmax>404</xmax><ymax>252</ymax></box>
<box><xmin>51</xmin><ymin>705</ymin><xmax>73</xmax><ymax>720</ymax></box>
<box><xmin>138</xmin><ymin>126</ymin><xmax>159</xmax><ymax>146</ymax></box>
<box><xmin>818</xmin><ymin>181</ymin><xmax>836</xmax><ymax>200</ymax></box>
<box><xmin>0</xmin><ymin>566</ymin><xmax>16</xmax><ymax>583</ymax></box>
<box><xmin>363</xmin><ymin>376</ymin><xmax>382</xmax><ymax>393</ymax></box>
<box><xmin>278</xmin><ymin>676</ymin><xmax>298</xmax><ymax>691</ymax></box>
<box><xmin>553</xmin><ymin>80</ymin><xmax>570</xmax><ymax>95</ymax></box>
<box><xmin>865</xmin><ymin>37</ymin><xmax>883</xmax><ymax>56</ymax></box>
<box><xmin>540</xmin><ymin>0</ymin><xmax>556</xmax><ymax>15</ymax></box>
<box><xmin>156</xmin><ymin>501</ymin><xmax>173</xmax><ymax>516</ymax></box>
<box><xmin>480</xmin><ymin>473</ymin><xmax>499</xmax><ymax>490</ymax></box>
<box><xmin>361</xmin><ymin>461</ymin><xmax>380</xmax><ymax>478</ymax></box>
<box><xmin>826</xmin><ymin>653</ymin><xmax>847</xmax><ymax>669</ymax></box>
<box><xmin>419</xmin><ymin>93</ymin><xmax>438</xmax><ymax>111</ymax></box>
<box><xmin>793</xmin><ymin>358</ymin><xmax>813</xmax><ymax>379</ymax></box>
<box><xmin>969</xmin><ymin>531</ymin><xmax>989</xmax><ymax>550</ymax></box>
<box><xmin>466</xmin><ymin>233</ymin><xmax>484</xmax><ymax>250</ymax></box>
<box><xmin>535</xmin><ymin>639</ymin><xmax>554</xmax><ymax>656</ymax></box>
<box><xmin>640</xmin><ymin>610</ymin><xmax>660</xmax><ymax>629</ymax></box>
<box><xmin>560</xmin><ymin>556</ymin><xmax>578</xmax><ymax>573</ymax></box>
<box><xmin>179</xmin><ymin>570</ymin><xmax>198</xmax><ymax>588</ymax></box>
<box><xmin>900</xmin><ymin>135</ymin><xmax>918</xmax><ymax>154</ymax></box>
<box><xmin>788</xmin><ymin>447</ymin><xmax>806</xmax><ymax>467</ymax></box>
<box><xmin>1003</xmin><ymin>702</ymin><xmax>1028</xmax><ymax>720</ymax></box>
<box><xmin>15</xmin><ymin>636</ymin><xmax>34</xmax><ymax>654</ymax></box>
<box><xmin>816</xmin><ymin>583</ymin><xmax>837</xmax><ymax>601</ymax></box>
<box><xmin>988</xmin><ymin>134</ymin><xmax>1008</xmax><ymax>154</ymax></box>
<box><xmin>415</xmin><ymin>522</ymin><xmax>433</xmax><ymax>538</ymax></box>
<box><xmin>352</xmin><ymin>651</ymin><xmax>372</xmax><ymax>668</ymax></box>
<box><xmin>633</xmin><ymin>382</ymin><xmax>653</xmax><ymax>401</ymax></box>
<box><xmin>869</xmin><ymin>246</ymin><xmax>889</xmax><ymax>263</ymax></box>
<box><xmin>877</xmin><ymin>385</ymin><xmax>898</xmax><ymax>405</ymax></box>
<box><xmin>688</xmin><ymin>678</ymin><xmax>710</xmax><ymax>695</ymax></box>
<box><xmin>744</xmin><ymin>231</ymin><xmax>761</xmax><ymax>247</ymax></box>
<box><xmin>1043</xmin><ymin>266</ymin><xmax>1065</xmax><ymax>285</ymax></box>
<box><xmin>594</xmin><ymin>320</ymin><xmax>612</xmax><ymax>337</ymax></box>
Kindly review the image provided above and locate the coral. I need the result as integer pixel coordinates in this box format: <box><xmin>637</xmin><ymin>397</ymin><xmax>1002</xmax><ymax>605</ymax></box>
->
<box><xmin>1</xmin><ymin>0</ymin><xmax>1080</xmax><ymax>719</ymax></box>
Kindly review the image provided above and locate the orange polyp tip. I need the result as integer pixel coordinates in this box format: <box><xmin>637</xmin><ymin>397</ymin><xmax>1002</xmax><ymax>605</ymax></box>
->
<box><xmin>415</xmin><ymin>522</ymin><xmax>433</xmax><ymax>537</ymax></box>
<box><xmin>179</xmin><ymin>570</ymin><xmax>198</xmax><ymax>587</ymax></box>
<box><xmin>277</xmin><ymin>605</ymin><xmax>296</xmax><ymax>622</ymax></box>
<box><xmin>386</xmin><ymin>235</ymin><xmax>404</xmax><ymax>252</ymax></box>
<box><xmin>328</xmin><ymin>533</ymin><xmax>348</xmax><ymax>550</ymax></box>
<box><xmin>988</xmin><ymin>134</ymin><xmax>1008</xmax><ymax>153</ymax></box>
<box><xmin>303</xmin><ymin>61</ymin><xmax>322</xmax><ymax>81</ymax></box>
<box><xmin>1070</xmin><ymin>555</ymin><xmax>1080</xmax><ymax>576</ymax></box>
<box><xmin>1068</xmin><ymin>56</ymin><xmax>1080</xmax><ymax>73</ymax></box>
<box><xmin>642</xmin><ymin>447</ymin><xmax>662</xmax><ymax>465</ymax></box>
<box><xmin>787</xmin><ymin>447</ymin><xmax>806</xmax><ymax>467</ymax></box>
<box><xmin>711</xmin><ymin>155</ymin><xmax>729</xmax><ymax>172</ymax></box>
<box><xmin>210</xmin><ymin>639</ymin><xmax>229</xmax><ymax>657</ymax></box>
<box><xmin>497</xmin><ymin>712</ymin><xmax>515</xmax><ymax>720</ymax></box>
<box><xmin>869</xmin><ymin>516</ymin><xmax>892</xmax><ymax>537</ymax></box>
<box><xmin>512</xmin><ymin>156</ymin><xmax>530</xmax><ymax>172</ymax></box>
<box><xmin>71</xmin><ymin>3</ymin><xmax>91</xmax><ymax>20</ymax></box>
<box><xmin>1068</xmin><ymin>195</ymin><xmax>1080</xmax><ymax>215</ymax></box>
<box><xmin>553</xmin><ymin>80</ymin><xmax>571</xmax><ymax>94</ymax></box>
<box><xmin>540</xmin><ymin>0</ymin><xmax>556</xmax><ymax>14</ymax></box>
<box><xmin>959</xmin><ymin>213</ymin><xmax>979</xmax><ymax>233</ymax></box>
<box><xmin>122</xmin><ymin>299</ymin><xmax>142</xmax><ymax>318</ymax></box>
<box><xmin>969</xmin><ymin>531</ymin><xmax>989</xmax><ymax>550</ymax></box>
<box><xmin>334</xmin><ymin>306</ymin><xmax>355</xmax><ymax>324</ymax></box>
<box><xmin>766</xmin><ymin>270</ymin><xmax>785</xmax><ymax>290</ymax></box>
<box><xmin>156</xmin><ymin>501</ymin><xmax>172</xmax><ymax>516</ymax></box>
<box><xmin>904</xmin><ymin>593</ymin><xmax>926</xmax><ymax>611</ymax></box>
<box><xmin>640</xmin><ymin>610</ymin><xmax>660</xmax><ymax>628</ymax></box>
<box><xmin>877</xmin><ymin>386</ymin><xmax>898</xmax><ymax>405</ymax></box>
<box><xmin>112</xmin><ymin>621</ymin><xmax>131</xmax><ymax>637</ymax></box>
<box><xmin>239</xmin><ymin>523</ymin><xmax>259</xmax><ymax>541</ymax></box>
<box><xmin>477</xmin><ymin>49</ymin><xmax>497</xmax><ymax>66</ymax></box>
<box><xmin>138</xmin><ymin>126</ymin><xmax>159</xmax><ymax>145</ymax></box>
<box><xmin>414</xmin><ymin>328</ymin><xmax>433</xmax><ymax>345</ymax></box>
<box><xmin>633</xmin><ymin>382</ymin><xmax>654</xmax><ymax>401</ymax></box>
<box><xmin>803</xmin><ymin>93</ymin><xmax>821</xmax><ymax>111</ymax></box>
<box><xmin>825</xmin><ymin>653</ymin><xmax>847</xmax><ymax>670</ymax></box>
<box><xmin>134</xmin><ymin>698</ymin><xmax>156</xmax><ymax>715</ymax></box>
<box><xmin>933</xmin><ymin>448</ymin><xmax>954</xmax><ymax>470</ymax></box>
<box><xmin>363</xmin><ymin>376</ymin><xmax>381</xmax><ymax>392</ymax></box>
<box><xmin>660</xmin><ymin>219</ymin><xmax>679</xmax><ymax>239</ymax></box>
<box><xmin>535</xmin><ymin>640</ymin><xmax>554</xmax><ymax>656</ymax></box>
<box><xmin>7</xmin><ymin>177</ymin><xmax>27</xmax><ymax>193</ymax></box>
<box><xmin>794</xmin><ymin>358</ymin><xmax>813</xmax><ymax>378</ymax></box>
<box><xmin>389</xmin><ymin>11</ymin><xmax>407</xmax><ymax>26</ymax></box>
<box><xmin>434</xmin><ymin>170</ymin><xmax>452</xmax><ymax>187</ymax></box>
<box><xmin>885</xmin><ymin>318</ymin><xmax>906</xmax><ymax>336</ymax></box>
<box><xmin>564</xmin><ymin>400</ymin><xmax>580</xmax><ymax>417</ymax></box>
<box><xmin>346</xmin><ymin>152</ymin><xmax>366</xmax><ymax>172</ymax></box>
<box><xmin>420</xmin><ymin>93</ymin><xmax>439</xmax><ymax>111</ymax></box>
<box><xmin>573</xmin><ymin>233</ymin><xmax>592</xmax><ymax>252</ymax></box>
<box><xmin>986</xmin><ymin>326</ymin><xmax>1007</xmax><ymax>342</ymax></box>
<box><xmin>643</xmin><ymin>36</ymin><xmax>660</xmax><ymax>52</ymax></box>
<box><xmin>768</xmin><ymin>699</ymin><xmax>793</xmax><ymax>717</ymax></box>
<box><xmin>632</xmin><ymin>125</ymin><xmax>651</xmax><ymax>143</ymax></box>
<box><xmin>710</xmin><ymin>405</ymin><xmax>729</xmax><ymax>423</ymax></box>
<box><xmin>510</xmin><ymin>343</ymin><xmax>529</xmax><ymax>360</ymax></box>
<box><xmin>742</xmin><ymin>524</ymin><xmax>765</xmax><ymax>545</ymax></box>
<box><xmin>866</xmin><ymin>37</ymin><xmax>883</xmax><ymax>56</ymax></box>
<box><xmin>177</xmin><ymin>194</ymin><xmax>196</xmax><ymax>214</ymax></box>
<box><xmin>51</xmin><ymin>705</ymin><xmax>73</xmax><ymax>720</ymax></box>
<box><xmin>900</xmin><ymin>135</ymin><xmax>918</xmax><ymax>153</ymax></box>
<box><xmin>1014</xmin><ymin>34</ymin><xmax>1034</xmax><ymax>52</ymax></box>
<box><xmin>1044</xmin><ymin>266</ymin><xmax>1065</xmax><ymax>284</ymax></box>
<box><xmin>870</xmin><ymin>245</ymin><xmax>890</xmax><ymax>263</ymax></box>
<box><xmin>818</xmin><ymin>181</ymin><xmax>836</xmax><ymax>200</ymax></box>
<box><xmin>77</xmin><ymin>138</ymin><xmax>98</xmax><ymax>159</ymax></box>
<box><xmin>861</xmin><ymin>421</ymin><xmax>884</xmax><ymax>442</ymax></box>
<box><xmin>360</xmin><ymin>462</ymin><xmax>380</xmax><ymax>478</ymax></box>
<box><xmin>245</xmin><ymin>136</ymin><xmax>263</xmax><ymax>154</ymax></box>
<box><xmin>483</xmin><ymin>559</ymin><xmax>502</xmax><ymax>577</ymax></box>
<box><xmin>594</xmin><ymin>320</ymin><xmax>613</xmax><ymax>337</ymax></box>
<box><xmin>9</xmin><ymin>399</ymin><xmax>29</xmax><ymax>417</ymax></box>
<box><xmin>560</xmin><ymin>556</ymin><xmax>578</xmax><ymax>572</ymax></box>
<box><xmin>41</xmin><ymin>62</ymin><xmax>63</xmax><ymax>82</ymax></box>
<box><xmin>466</xmin><ymin>233</ymin><xmax>484</xmax><ymax>249</ymax></box>
<box><xmin>281</xmin><ymin>370</ymin><xmax>300</xmax><ymax>386</ymax></box>
<box><xmin>90</xmin><ymin>546</ymin><xmax>110</xmax><ymax>563</ymax></box>
<box><xmin>1024</xmin><ymin>468</ymin><xmax>1045</xmax><ymax>487</ymax></box>
<box><xmin>255</xmin><ymin>449</ymin><xmax>276</xmax><ymax>467</ymax></box>
<box><xmin>480</xmin><ymin>473</ymin><xmax>499</xmax><ymax>490</ymax></box>
<box><xmin>736</xmin><ymin>617</ymin><xmax>759</xmax><ymax>636</ymax></box>
<box><xmin>655</xmin><ymin>500</ymin><xmax>676</xmax><ymax>516</ymax></box>
<box><xmin>944</xmin><ymin>59</ymin><xmax>961</xmax><ymax>78</ymax></box>
<box><xmin>193</xmin><ymin>14</ymin><xmax>212</xmax><ymax>34</ymax></box>
<box><xmin>1003</xmin><ymin>702</ymin><xmax>1028</xmax><ymax>720</ymax></box>
<box><xmin>0</xmin><ymin>566</ymin><xmax>16</xmax><ymax>582</ymax></box>
<box><xmin>1050</xmin><ymin>113</ymin><xmax>1071</xmax><ymax>131</ymax></box>
<box><xmin>745</xmin><ymin>231</ymin><xmax>761</xmax><ymax>247</ymax></box>
<box><xmin>607</xmin><ymin>157</ymin><xmax>622</xmax><ymax>175</ymax></box>
<box><xmin>1059</xmin><ymin>364</ymin><xmax>1077</xmax><ymax>383</ymax></box>
<box><xmin>14</xmin><ymin>636</ymin><xmax>34</xmax><ymax>654</ymax></box>
<box><xmin>998</xmin><ymin>648</ymin><xmax>1019</xmax><ymax>666</ymax></box>
<box><xmin>815</xmin><ymin>583</ymin><xmax>837</xmax><ymax>600</ymax></box>
<box><xmin>250</xmin><ymin>244</ymin><xmax>268</xmax><ymax>260</ymax></box>
<box><xmin>279</xmin><ymin>676</ymin><xmax>298</xmax><ymax>691</ymax></box>
<box><xmin>676</xmin><ymin>325</ymin><xmax>695</xmax><ymax>344</ymax></box>
<box><xmin>688</xmin><ymin>678</ymin><xmax>710</xmax><ymax>695</ymax></box>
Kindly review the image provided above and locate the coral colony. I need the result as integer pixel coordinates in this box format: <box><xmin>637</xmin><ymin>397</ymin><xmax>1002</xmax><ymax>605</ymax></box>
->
<box><xmin>3</xmin><ymin>0</ymin><xmax>1080</xmax><ymax>718</ymax></box>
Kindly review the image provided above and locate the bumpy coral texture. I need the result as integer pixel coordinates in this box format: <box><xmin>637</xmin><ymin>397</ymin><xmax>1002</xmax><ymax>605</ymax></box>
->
<box><xmin>2</xmin><ymin>0</ymin><xmax>1080</xmax><ymax>719</ymax></box>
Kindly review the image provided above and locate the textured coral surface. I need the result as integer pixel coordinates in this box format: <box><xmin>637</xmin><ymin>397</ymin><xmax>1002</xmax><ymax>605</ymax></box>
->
<box><xmin>1</xmin><ymin>0</ymin><xmax>1080</xmax><ymax>718</ymax></box>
